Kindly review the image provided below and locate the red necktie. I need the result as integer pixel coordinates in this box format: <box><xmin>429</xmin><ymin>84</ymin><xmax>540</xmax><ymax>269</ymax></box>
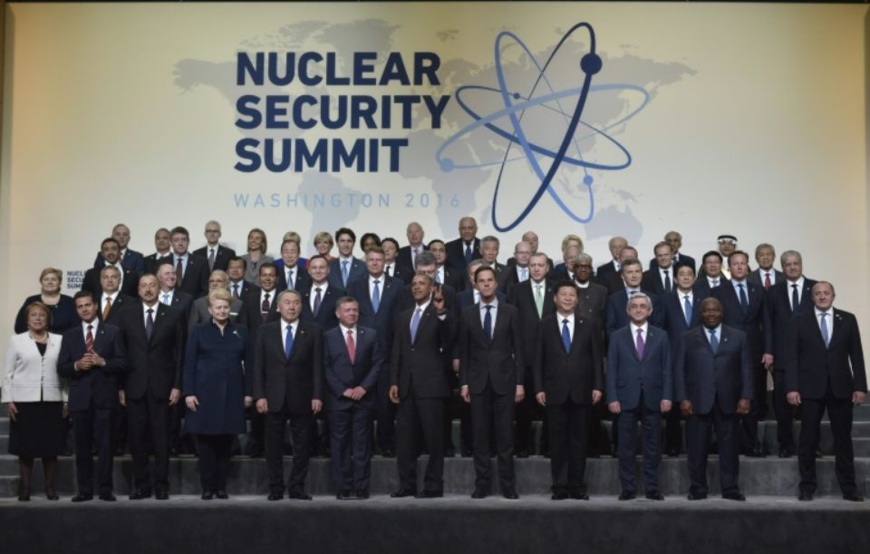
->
<box><xmin>346</xmin><ymin>329</ymin><xmax>356</xmax><ymax>364</ymax></box>
<box><xmin>85</xmin><ymin>325</ymin><xmax>94</xmax><ymax>353</ymax></box>
<box><xmin>764</xmin><ymin>273</ymin><xmax>771</xmax><ymax>290</ymax></box>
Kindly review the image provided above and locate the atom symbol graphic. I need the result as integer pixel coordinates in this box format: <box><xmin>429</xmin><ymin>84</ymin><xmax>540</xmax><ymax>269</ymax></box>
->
<box><xmin>437</xmin><ymin>22</ymin><xmax>650</xmax><ymax>232</ymax></box>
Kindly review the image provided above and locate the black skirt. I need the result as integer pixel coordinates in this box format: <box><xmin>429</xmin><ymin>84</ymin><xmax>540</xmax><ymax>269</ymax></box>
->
<box><xmin>8</xmin><ymin>401</ymin><xmax>65</xmax><ymax>458</ymax></box>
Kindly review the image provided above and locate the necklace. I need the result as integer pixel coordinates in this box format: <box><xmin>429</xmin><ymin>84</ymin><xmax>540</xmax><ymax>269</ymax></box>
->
<box><xmin>28</xmin><ymin>331</ymin><xmax>48</xmax><ymax>343</ymax></box>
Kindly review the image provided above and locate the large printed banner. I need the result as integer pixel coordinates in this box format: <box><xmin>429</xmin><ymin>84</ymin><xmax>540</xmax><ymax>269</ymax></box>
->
<box><xmin>1</xmin><ymin>3</ymin><xmax>868</xmax><ymax>346</ymax></box>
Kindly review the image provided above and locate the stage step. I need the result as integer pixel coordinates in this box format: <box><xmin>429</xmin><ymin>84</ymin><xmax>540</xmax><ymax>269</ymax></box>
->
<box><xmin>0</xmin><ymin>455</ymin><xmax>865</xmax><ymax>499</ymax></box>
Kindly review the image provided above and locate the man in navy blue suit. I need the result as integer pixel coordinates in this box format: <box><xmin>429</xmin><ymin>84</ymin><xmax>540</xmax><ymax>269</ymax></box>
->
<box><xmin>328</xmin><ymin>227</ymin><xmax>366</xmax><ymax>290</ymax></box>
<box><xmin>605</xmin><ymin>258</ymin><xmax>663</xmax><ymax>339</ymax></box>
<box><xmin>347</xmin><ymin>247</ymin><xmax>402</xmax><ymax>457</ymax></box>
<box><xmin>445</xmin><ymin>216</ymin><xmax>482</xmax><ymax>272</ymax></box>
<box><xmin>323</xmin><ymin>297</ymin><xmax>384</xmax><ymax>500</ymax></box>
<box><xmin>606</xmin><ymin>293</ymin><xmax>672</xmax><ymax>500</ymax></box>
<box><xmin>767</xmin><ymin>250</ymin><xmax>816</xmax><ymax>458</ymax></box>
<box><xmin>93</xmin><ymin>223</ymin><xmax>146</xmax><ymax>276</ymax></box>
<box><xmin>786</xmin><ymin>281</ymin><xmax>867</xmax><ymax>502</ymax></box>
<box><xmin>58</xmin><ymin>291</ymin><xmax>127</xmax><ymax>502</ymax></box>
<box><xmin>675</xmin><ymin>297</ymin><xmax>752</xmax><ymax>501</ymax></box>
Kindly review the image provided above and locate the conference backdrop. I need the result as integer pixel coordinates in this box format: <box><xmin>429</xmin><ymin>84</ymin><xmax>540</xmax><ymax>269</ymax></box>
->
<box><xmin>1</xmin><ymin>3</ymin><xmax>868</xmax><ymax>374</ymax></box>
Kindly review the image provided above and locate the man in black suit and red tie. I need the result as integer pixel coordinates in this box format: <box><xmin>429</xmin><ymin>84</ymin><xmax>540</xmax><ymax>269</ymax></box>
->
<box><xmin>58</xmin><ymin>291</ymin><xmax>127</xmax><ymax>502</ymax></box>
<box><xmin>253</xmin><ymin>290</ymin><xmax>323</xmax><ymax>501</ymax></box>
<box><xmin>747</xmin><ymin>243</ymin><xmax>783</xmax><ymax>290</ymax></box>
<box><xmin>459</xmin><ymin>266</ymin><xmax>524</xmax><ymax>500</ymax></box>
<box><xmin>533</xmin><ymin>281</ymin><xmax>604</xmax><ymax>500</ymax></box>
<box><xmin>227</xmin><ymin>257</ymin><xmax>259</xmax><ymax>300</ymax></box>
<box><xmin>389</xmin><ymin>273</ymin><xmax>455</xmax><ymax>498</ymax></box>
<box><xmin>323</xmin><ymin>297</ymin><xmax>383</xmax><ymax>500</ymax></box>
<box><xmin>786</xmin><ymin>281</ymin><xmax>867</xmax><ymax>502</ymax></box>
<box><xmin>674</xmin><ymin>297</ymin><xmax>752</xmax><ymax>501</ymax></box>
<box><xmin>116</xmin><ymin>274</ymin><xmax>185</xmax><ymax>500</ymax></box>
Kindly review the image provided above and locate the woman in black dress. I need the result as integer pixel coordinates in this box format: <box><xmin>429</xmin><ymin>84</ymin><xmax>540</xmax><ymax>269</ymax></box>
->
<box><xmin>183</xmin><ymin>289</ymin><xmax>253</xmax><ymax>500</ymax></box>
<box><xmin>3</xmin><ymin>302</ymin><xmax>67</xmax><ymax>501</ymax></box>
<box><xmin>14</xmin><ymin>268</ymin><xmax>78</xmax><ymax>334</ymax></box>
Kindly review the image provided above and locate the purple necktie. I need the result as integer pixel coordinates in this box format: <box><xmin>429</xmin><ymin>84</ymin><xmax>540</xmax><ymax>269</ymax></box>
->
<box><xmin>636</xmin><ymin>328</ymin><xmax>645</xmax><ymax>359</ymax></box>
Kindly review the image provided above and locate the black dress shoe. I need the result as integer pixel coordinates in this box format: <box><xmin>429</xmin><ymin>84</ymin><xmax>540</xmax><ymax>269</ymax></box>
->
<box><xmin>551</xmin><ymin>491</ymin><xmax>569</xmax><ymax>500</ymax></box>
<box><xmin>155</xmin><ymin>491</ymin><xmax>170</xmax><ymax>500</ymax></box>
<box><xmin>722</xmin><ymin>490</ymin><xmax>746</xmax><ymax>501</ymax></box>
<box><xmin>201</xmin><ymin>491</ymin><xmax>214</xmax><ymax>500</ymax></box>
<box><xmin>354</xmin><ymin>489</ymin><xmax>370</xmax><ymax>500</ymax></box>
<box><xmin>45</xmin><ymin>488</ymin><xmax>59</xmax><ymax>501</ymax></box>
<box><xmin>471</xmin><ymin>487</ymin><xmax>488</xmax><ymax>499</ymax></box>
<box><xmin>778</xmin><ymin>445</ymin><xmax>796</xmax><ymax>458</ymax></box>
<box><xmin>645</xmin><ymin>491</ymin><xmax>665</xmax><ymax>501</ymax></box>
<box><xmin>843</xmin><ymin>492</ymin><xmax>864</xmax><ymax>502</ymax></box>
<box><xmin>216</xmin><ymin>490</ymin><xmax>229</xmax><ymax>500</ymax></box>
<box><xmin>129</xmin><ymin>489</ymin><xmax>152</xmax><ymax>500</ymax></box>
<box><xmin>798</xmin><ymin>492</ymin><xmax>813</xmax><ymax>501</ymax></box>
<box><xmin>415</xmin><ymin>490</ymin><xmax>443</xmax><ymax>499</ymax></box>
<box><xmin>267</xmin><ymin>492</ymin><xmax>283</xmax><ymax>501</ymax></box>
<box><xmin>99</xmin><ymin>493</ymin><xmax>117</xmax><ymax>502</ymax></box>
<box><xmin>390</xmin><ymin>488</ymin><xmax>417</xmax><ymax>498</ymax></box>
<box><xmin>502</xmin><ymin>488</ymin><xmax>519</xmax><ymax>500</ymax></box>
<box><xmin>618</xmin><ymin>491</ymin><xmax>636</xmax><ymax>501</ymax></box>
<box><xmin>665</xmin><ymin>448</ymin><xmax>680</xmax><ymax>458</ymax></box>
<box><xmin>336</xmin><ymin>489</ymin><xmax>352</xmax><ymax>500</ymax></box>
<box><xmin>687</xmin><ymin>492</ymin><xmax>707</xmax><ymax>501</ymax></box>
<box><xmin>570</xmin><ymin>491</ymin><xmax>589</xmax><ymax>500</ymax></box>
<box><xmin>18</xmin><ymin>491</ymin><xmax>30</xmax><ymax>502</ymax></box>
<box><xmin>71</xmin><ymin>493</ymin><xmax>93</xmax><ymax>503</ymax></box>
<box><xmin>288</xmin><ymin>490</ymin><xmax>312</xmax><ymax>500</ymax></box>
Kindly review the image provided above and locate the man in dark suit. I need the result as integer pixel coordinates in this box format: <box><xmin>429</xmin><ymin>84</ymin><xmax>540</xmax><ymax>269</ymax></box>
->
<box><xmin>93</xmin><ymin>223</ymin><xmax>146</xmax><ymax>276</ymax></box>
<box><xmin>396</xmin><ymin>221</ymin><xmax>426</xmax><ymax>276</ymax></box>
<box><xmin>695</xmin><ymin>251</ymin><xmax>729</xmax><ymax>296</ymax></box>
<box><xmin>116</xmin><ymin>274</ymin><xmax>185</xmax><ymax>500</ymax></box>
<box><xmin>238</xmin><ymin>262</ymin><xmax>280</xmax><ymax>457</ymax></box>
<box><xmin>508</xmin><ymin>253</ymin><xmax>554</xmax><ymax>457</ymax></box>
<box><xmin>606</xmin><ymin>293</ymin><xmax>672</xmax><ymax>500</ymax></box>
<box><xmin>82</xmin><ymin>238</ymin><xmax>140</xmax><ymax>298</ymax></box>
<box><xmin>600</xmin><ymin>246</ymin><xmax>639</xmax><ymax>296</ymax></box>
<box><xmin>253</xmin><ymin>290</ymin><xmax>324</xmax><ymax>501</ymax></box>
<box><xmin>533</xmin><ymin>282</ymin><xmax>604</xmax><ymax>500</ymax></box>
<box><xmin>392</xmin><ymin>252</ymin><xmax>458</xmax><ymax>319</ymax></box>
<box><xmin>157</xmin><ymin>226</ymin><xmax>208</xmax><ymax>299</ymax></box>
<box><xmin>329</xmin><ymin>227</ymin><xmax>366</xmax><ymax>289</ymax></box>
<box><xmin>381</xmin><ymin>237</ymin><xmax>408</xmax><ymax>284</ymax></box>
<box><xmin>642</xmin><ymin>241</ymin><xmax>676</xmax><ymax>296</ymax></box>
<box><xmin>155</xmin><ymin>262</ymin><xmax>194</xmax><ymax>322</ymax></box>
<box><xmin>144</xmin><ymin>228</ymin><xmax>173</xmax><ymax>275</ymax></box>
<box><xmin>479</xmin><ymin>236</ymin><xmax>507</xmax><ymax>281</ymax></box>
<box><xmin>193</xmin><ymin>220</ymin><xmax>236</xmax><ymax>272</ymax></box>
<box><xmin>660</xmin><ymin>264</ymin><xmax>708</xmax><ymax>456</ymax></box>
<box><xmin>747</xmin><ymin>243</ymin><xmax>783</xmax><ymax>290</ymax></box>
<box><xmin>605</xmin><ymin>258</ymin><xmax>664</xmax><ymax>339</ymax></box>
<box><xmin>188</xmin><ymin>270</ymin><xmax>244</xmax><ymax>333</ymax></box>
<box><xmin>459</xmin><ymin>266</ymin><xmax>524</xmax><ymax>499</ymax></box>
<box><xmin>675</xmin><ymin>297</ymin><xmax>752</xmax><ymax>501</ymax></box>
<box><xmin>647</xmin><ymin>231</ymin><xmax>695</xmax><ymax>274</ymax></box>
<box><xmin>596</xmin><ymin>236</ymin><xmax>628</xmax><ymax>278</ymax></box>
<box><xmin>301</xmin><ymin>255</ymin><xmax>344</xmax><ymax>331</ymax></box>
<box><xmin>445</xmin><ymin>216</ymin><xmax>482</xmax><ymax>272</ymax></box>
<box><xmin>428</xmin><ymin>239</ymin><xmax>464</xmax><ymax>291</ymax></box>
<box><xmin>96</xmin><ymin>266</ymin><xmax>135</xmax><ymax>325</ymax></box>
<box><xmin>786</xmin><ymin>281</ymin><xmax>867</xmax><ymax>502</ymax></box>
<box><xmin>498</xmin><ymin>240</ymin><xmax>532</xmax><ymax>295</ymax></box>
<box><xmin>767</xmin><ymin>250</ymin><xmax>816</xmax><ymax>458</ymax></box>
<box><xmin>347</xmin><ymin>247</ymin><xmax>402</xmax><ymax>457</ymax></box>
<box><xmin>323</xmin><ymin>297</ymin><xmax>384</xmax><ymax>500</ymax></box>
<box><xmin>571</xmin><ymin>253</ymin><xmax>608</xmax><ymax>325</ymax></box>
<box><xmin>711</xmin><ymin>250</ymin><xmax>772</xmax><ymax>457</ymax></box>
<box><xmin>389</xmin><ymin>273</ymin><xmax>455</xmax><ymax>498</ymax></box>
<box><xmin>274</xmin><ymin>239</ymin><xmax>312</xmax><ymax>293</ymax></box>
<box><xmin>227</xmin><ymin>256</ymin><xmax>259</xmax><ymax>300</ymax></box>
<box><xmin>550</xmin><ymin>243</ymin><xmax>580</xmax><ymax>282</ymax></box>
<box><xmin>58</xmin><ymin>291</ymin><xmax>127</xmax><ymax>502</ymax></box>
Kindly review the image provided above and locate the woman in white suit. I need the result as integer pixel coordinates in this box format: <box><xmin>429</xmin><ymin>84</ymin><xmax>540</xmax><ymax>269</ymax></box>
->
<box><xmin>2</xmin><ymin>302</ymin><xmax>67</xmax><ymax>501</ymax></box>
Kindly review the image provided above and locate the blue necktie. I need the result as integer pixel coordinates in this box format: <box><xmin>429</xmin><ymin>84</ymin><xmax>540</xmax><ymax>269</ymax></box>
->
<box><xmin>483</xmin><ymin>305</ymin><xmax>493</xmax><ymax>344</ymax></box>
<box><xmin>410</xmin><ymin>308</ymin><xmax>422</xmax><ymax>343</ymax></box>
<box><xmin>145</xmin><ymin>309</ymin><xmax>154</xmax><ymax>340</ymax></box>
<box><xmin>372</xmin><ymin>280</ymin><xmax>381</xmax><ymax>313</ymax></box>
<box><xmin>561</xmin><ymin>318</ymin><xmax>571</xmax><ymax>353</ymax></box>
<box><xmin>313</xmin><ymin>287</ymin><xmax>322</xmax><ymax>316</ymax></box>
<box><xmin>465</xmin><ymin>243</ymin><xmax>472</xmax><ymax>264</ymax></box>
<box><xmin>709</xmin><ymin>328</ymin><xmax>719</xmax><ymax>354</ymax></box>
<box><xmin>738</xmin><ymin>284</ymin><xmax>749</xmax><ymax>316</ymax></box>
<box><xmin>683</xmin><ymin>295</ymin><xmax>692</xmax><ymax>326</ymax></box>
<box><xmin>284</xmin><ymin>324</ymin><xmax>294</xmax><ymax>359</ymax></box>
<box><xmin>791</xmin><ymin>284</ymin><xmax>799</xmax><ymax>313</ymax></box>
<box><xmin>286</xmin><ymin>269</ymin><xmax>294</xmax><ymax>290</ymax></box>
<box><xmin>521</xmin><ymin>267</ymin><xmax>528</xmax><ymax>282</ymax></box>
<box><xmin>341</xmin><ymin>260</ymin><xmax>349</xmax><ymax>286</ymax></box>
<box><xmin>820</xmin><ymin>313</ymin><xmax>830</xmax><ymax>347</ymax></box>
